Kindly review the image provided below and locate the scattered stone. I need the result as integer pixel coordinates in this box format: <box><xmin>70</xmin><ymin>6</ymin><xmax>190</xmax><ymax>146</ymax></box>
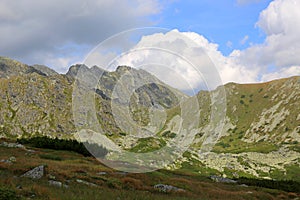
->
<box><xmin>48</xmin><ymin>180</ymin><xmax>63</xmax><ymax>187</ymax></box>
<box><xmin>232</xmin><ymin>172</ymin><xmax>239</xmax><ymax>178</ymax></box>
<box><xmin>0</xmin><ymin>142</ymin><xmax>24</xmax><ymax>148</ymax></box>
<box><xmin>0</xmin><ymin>156</ymin><xmax>16</xmax><ymax>164</ymax></box>
<box><xmin>8</xmin><ymin>156</ymin><xmax>16</xmax><ymax>163</ymax></box>
<box><xmin>16</xmin><ymin>185</ymin><xmax>22</xmax><ymax>190</ymax></box>
<box><xmin>154</xmin><ymin>184</ymin><xmax>185</xmax><ymax>193</ymax></box>
<box><xmin>76</xmin><ymin>179</ymin><xmax>97</xmax><ymax>187</ymax></box>
<box><xmin>97</xmin><ymin>172</ymin><xmax>107</xmax><ymax>175</ymax></box>
<box><xmin>210</xmin><ymin>175</ymin><xmax>237</xmax><ymax>183</ymax></box>
<box><xmin>0</xmin><ymin>159</ymin><xmax>10</xmax><ymax>164</ymax></box>
<box><xmin>240</xmin><ymin>184</ymin><xmax>248</xmax><ymax>187</ymax></box>
<box><xmin>21</xmin><ymin>165</ymin><xmax>44</xmax><ymax>179</ymax></box>
<box><xmin>48</xmin><ymin>174</ymin><xmax>56</xmax><ymax>180</ymax></box>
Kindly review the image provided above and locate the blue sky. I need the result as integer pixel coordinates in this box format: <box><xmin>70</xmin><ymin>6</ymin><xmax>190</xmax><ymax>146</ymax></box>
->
<box><xmin>156</xmin><ymin>0</ymin><xmax>272</xmax><ymax>55</ymax></box>
<box><xmin>0</xmin><ymin>0</ymin><xmax>299</xmax><ymax>89</ymax></box>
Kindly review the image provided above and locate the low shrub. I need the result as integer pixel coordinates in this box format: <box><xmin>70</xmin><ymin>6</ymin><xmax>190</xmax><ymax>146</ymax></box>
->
<box><xmin>236</xmin><ymin>177</ymin><xmax>300</xmax><ymax>193</ymax></box>
<box><xmin>0</xmin><ymin>187</ymin><xmax>20</xmax><ymax>200</ymax></box>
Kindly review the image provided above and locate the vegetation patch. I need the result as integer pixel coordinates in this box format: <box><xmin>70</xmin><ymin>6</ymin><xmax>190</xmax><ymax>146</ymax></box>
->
<box><xmin>236</xmin><ymin>177</ymin><xmax>300</xmax><ymax>193</ymax></box>
<box><xmin>39</xmin><ymin>154</ymin><xmax>63</xmax><ymax>161</ymax></box>
<box><xmin>162</xmin><ymin>131</ymin><xmax>177</xmax><ymax>139</ymax></box>
<box><xmin>0</xmin><ymin>187</ymin><xmax>20</xmax><ymax>200</ymax></box>
<box><xmin>17</xmin><ymin>136</ymin><xmax>108</xmax><ymax>157</ymax></box>
<box><xmin>130</xmin><ymin>137</ymin><xmax>166</xmax><ymax>153</ymax></box>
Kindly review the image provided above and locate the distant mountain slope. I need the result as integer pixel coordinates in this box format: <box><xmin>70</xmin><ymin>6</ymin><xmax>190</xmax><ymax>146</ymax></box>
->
<box><xmin>214</xmin><ymin>77</ymin><xmax>300</xmax><ymax>152</ymax></box>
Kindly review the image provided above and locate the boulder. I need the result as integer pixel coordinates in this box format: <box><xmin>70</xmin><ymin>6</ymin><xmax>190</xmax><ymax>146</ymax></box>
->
<box><xmin>48</xmin><ymin>180</ymin><xmax>62</xmax><ymax>187</ymax></box>
<box><xmin>8</xmin><ymin>156</ymin><xmax>16</xmax><ymax>163</ymax></box>
<box><xmin>154</xmin><ymin>184</ymin><xmax>184</xmax><ymax>193</ymax></box>
<box><xmin>21</xmin><ymin>165</ymin><xmax>44</xmax><ymax>179</ymax></box>
<box><xmin>0</xmin><ymin>142</ymin><xmax>24</xmax><ymax>148</ymax></box>
<box><xmin>210</xmin><ymin>175</ymin><xmax>237</xmax><ymax>183</ymax></box>
<box><xmin>76</xmin><ymin>179</ymin><xmax>97</xmax><ymax>187</ymax></box>
<box><xmin>0</xmin><ymin>156</ymin><xmax>16</xmax><ymax>164</ymax></box>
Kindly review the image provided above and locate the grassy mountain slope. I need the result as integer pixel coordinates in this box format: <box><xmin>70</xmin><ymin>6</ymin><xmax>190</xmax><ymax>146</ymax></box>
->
<box><xmin>0</xmin><ymin>56</ymin><xmax>299</xmax><ymax>182</ymax></box>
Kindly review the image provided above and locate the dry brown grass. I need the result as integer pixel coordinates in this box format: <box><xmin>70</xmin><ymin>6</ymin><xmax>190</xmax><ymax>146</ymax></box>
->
<box><xmin>121</xmin><ymin>177</ymin><xmax>144</xmax><ymax>190</ymax></box>
<box><xmin>0</xmin><ymin>141</ymin><xmax>298</xmax><ymax>200</ymax></box>
<box><xmin>31</xmin><ymin>184</ymin><xmax>50</xmax><ymax>197</ymax></box>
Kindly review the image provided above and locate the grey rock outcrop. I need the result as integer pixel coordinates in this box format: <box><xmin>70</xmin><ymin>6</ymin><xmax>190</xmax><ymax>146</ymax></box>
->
<box><xmin>76</xmin><ymin>179</ymin><xmax>97</xmax><ymax>187</ymax></box>
<box><xmin>21</xmin><ymin>165</ymin><xmax>44</xmax><ymax>179</ymax></box>
<box><xmin>0</xmin><ymin>142</ymin><xmax>24</xmax><ymax>149</ymax></box>
<box><xmin>32</xmin><ymin>64</ymin><xmax>59</xmax><ymax>76</ymax></box>
<box><xmin>154</xmin><ymin>184</ymin><xmax>184</xmax><ymax>193</ymax></box>
<box><xmin>48</xmin><ymin>180</ymin><xmax>62</xmax><ymax>187</ymax></box>
<box><xmin>210</xmin><ymin>175</ymin><xmax>237</xmax><ymax>183</ymax></box>
<box><xmin>0</xmin><ymin>156</ymin><xmax>16</xmax><ymax>164</ymax></box>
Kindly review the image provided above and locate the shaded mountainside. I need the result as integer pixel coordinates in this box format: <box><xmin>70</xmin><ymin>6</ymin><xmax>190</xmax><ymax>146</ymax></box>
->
<box><xmin>0</xmin><ymin>56</ymin><xmax>299</xmax><ymax>181</ymax></box>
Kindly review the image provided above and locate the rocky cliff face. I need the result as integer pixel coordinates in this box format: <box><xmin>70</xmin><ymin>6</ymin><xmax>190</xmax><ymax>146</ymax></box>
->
<box><xmin>0</xmin><ymin>57</ymin><xmax>185</xmax><ymax>139</ymax></box>
<box><xmin>0</xmin><ymin>57</ymin><xmax>74</xmax><ymax>138</ymax></box>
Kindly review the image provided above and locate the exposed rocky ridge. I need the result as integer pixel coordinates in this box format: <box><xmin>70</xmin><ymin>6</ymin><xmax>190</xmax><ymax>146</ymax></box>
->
<box><xmin>0</xmin><ymin>57</ymin><xmax>184</xmax><ymax>139</ymax></box>
<box><xmin>32</xmin><ymin>64</ymin><xmax>59</xmax><ymax>76</ymax></box>
<box><xmin>0</xmin><ymin>56</ymin><xmax>48</xmax><ymax>78</ymax></box>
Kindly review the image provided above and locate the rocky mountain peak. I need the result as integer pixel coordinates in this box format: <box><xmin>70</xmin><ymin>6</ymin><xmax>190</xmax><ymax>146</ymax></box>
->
<box><xmin>116</xmin><ymin>65</ymin><xmax>132</xmax><ymax>73</ymax></box>
<box><xmin>66</xmin><ymin>64</ymin><xmax>89</xmax><ymax>78</ymax></box>
<box><xmin>0</xmin><ymin>56</ymin><xmax>58</xmax><ymax>78</ymax></box>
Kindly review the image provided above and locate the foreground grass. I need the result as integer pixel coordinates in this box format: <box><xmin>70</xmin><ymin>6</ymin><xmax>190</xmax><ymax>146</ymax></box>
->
<box><xmin>0</xmin><ymin>139</ymin><xmax>299</xmax><ymax>200</ymax></box>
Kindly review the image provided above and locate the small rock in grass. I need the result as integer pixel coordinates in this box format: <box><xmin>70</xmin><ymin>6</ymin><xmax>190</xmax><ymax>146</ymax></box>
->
<box><xmin>48</xmin><ymin>174</ymin><xmax>56</xmax><ymax>180</ymax></box>
<box><xmin>97</xmin><ymin>172</ymin><xmax>107</xmax><ymax>175</ymax></box>
<box><xmin>154</xmin><ymin>184</ymin><xmax>185</xmax><ymax>193</ymax></box>
<box><xmin>48</xmin><ymin>180</ymin><xmax>63</xmax><ymax>187</ymax></box>
<box><xmin>76</xmin><ymin>179</ymin><xmax>97</xmax><ymax>187</ymax></box>
<box><xmin>8</xmin><ymin>156</ymin><xmax>16</xmax><ymax>163</ymax></box>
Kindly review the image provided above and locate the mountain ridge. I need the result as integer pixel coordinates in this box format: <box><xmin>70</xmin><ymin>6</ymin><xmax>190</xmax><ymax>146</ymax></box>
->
<box><xmin>0</xmin><ymin>56</ymin><xmax>299</xmax><ymax>181</ymax></box>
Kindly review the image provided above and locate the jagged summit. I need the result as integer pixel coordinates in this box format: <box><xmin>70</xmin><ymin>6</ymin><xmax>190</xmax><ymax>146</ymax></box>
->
<box><xmin>116</xmin><ymin>65</ymin><xmax>132</xmax><ymax>73</ymax></box>
<box><xmin>0</xmin><ymin>56</ymin><xmax>59</xmax><ymax>78</ymax></box>
<box><xmin>32</xmin><ymin>64</ymin><xmax>59</xmax><ymax>76</ymax></box>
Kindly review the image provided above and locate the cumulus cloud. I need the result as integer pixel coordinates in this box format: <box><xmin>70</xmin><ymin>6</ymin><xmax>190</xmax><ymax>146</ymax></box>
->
<box><xmin>1</xmin><ymin>0</ymin><xmax>299</xmax><ymax>92</ymax></box>
<box><xmin>240</xmin><ymin>35</ymin><xmax>249</xmax><ymax>45</ymax></box>
<box><xmin>105</xmin><ymin>30</ymin><xmax>258</xmax><ymax>93</ymax></box>
<box><xmin>236</xmin><ymin>0</ymin><xmax>300</xmax><ymax>69</ymax></box>
<box><xmin>261</xmin><ymin>66</ymin><xmax>300</xmax><ymax>82</ymax></box>
<box><xmin>84</xmin><ymin>0</ymin><xmax>300</xmax><ymax>94</ymax></box>
<box><xmin>0</xmin><ymin>0</ymin><xmax>162</xmax><ymax>72</ymax></box>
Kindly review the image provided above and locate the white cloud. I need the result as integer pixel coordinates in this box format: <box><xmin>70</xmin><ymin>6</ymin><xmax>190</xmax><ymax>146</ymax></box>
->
<box><xmin>236</xmin><ymin>0</ymin><xmax>300</xmax><ymax>69</ymax></box>
<box><xmin>261</xmin><ymin>66</ymin><xmax>300</xmax><ymax>82</ymax></box>
<box><xmin>109</xmin><ymin>30</ymin><xmax>258</xmax><ymax>92</ymax></box>
<box><xmin>226</xmin><ymin>41</ymin><xmax>233</xmax><ymax>49</ymax></box>
<box><xmin>240</xmin><ymin>35</ymin><xmax>249</xmax><ymax>45</ymax></box>
<box><xmin>85</xmin><ymin>0</ymin><xmax>300</xmax><ymax>94</ymax></box>
<box><xmin>0</xmin><ymin>0</ymin><xmax>163</xmax><ymax>71</ymax></box>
